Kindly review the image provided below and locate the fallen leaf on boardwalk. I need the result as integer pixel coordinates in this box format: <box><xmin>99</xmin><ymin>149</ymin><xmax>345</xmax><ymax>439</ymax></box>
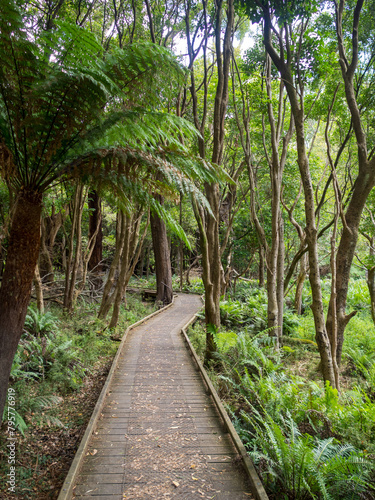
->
<box><xmin>90</xmin><ymin>449</ymin><xmax>98</xmax><ymax>455</ymax></box>
<box><xmin>172</xmin><ymin>481</ymin><xmax>179</xmax><ymax>488</ymax></box>
<box><xmin>192</xmin><ymin>476</ymin><xmax>199</xmax><ymax>481</ymax></box>
<box><xmin>190</xmin><ymin>464</ymin><xmax>196</xmax><ymax>469</ymax></box>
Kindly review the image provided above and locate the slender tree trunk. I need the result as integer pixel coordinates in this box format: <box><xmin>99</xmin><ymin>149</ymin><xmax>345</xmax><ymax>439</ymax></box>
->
<box><xmin>292</xmin><ymin>107</ymin><xmax>336</xmax><ymax>386</ymax></box>
<box><xmin>98</xmin><ymin>212</ymin><xmax>126</xmax><ymax>320</ymax></box>
<box><xmin>328</xmin><ymin>214</ymin><xmax>340</xmax><ymax>390</ymax></box>
<box><xmin>109</xmin><ymin>210</ymin><xmax>148</xmax><ymax>328</ymax></box>
<box><xmin>33</xmin><ymin>262</ymin><xmax>44</xmax><ymax>313</ymax></box>
<box><xmin>109</xmin><ymin>213</ymin><xmax>133</xmax><ymax>328</ymax></box>
<box><xmin>39</xmin><ymin>205</ymin><xmax>69</xmax><ymax>282</ymax></box>
<box><xmin>294</xmin><ymin>252</ymin><xmax>308</xmax><ymax>314</ymax></box>
<box><xmin>0</xmin><ymin>190</ymin><xmax>42</xmax><ymax>422</ymax></box>
<box><xmin>261</xmin><ymin>11</ymin><xmax>336</xmax><ymax>386</ymax></box>
<box><xmin>146</xmin><ymin>245</ymin><xmax>150</xmax><ymax>279</ymax></box>
<box><xmin>63</xmin><ymin>184</ymin><xmax>85</xmax><ymax>311</ymax></box>
<box><xmin>179</xmin><ymin>194</ymin><xmax>184</xmax><ymax>291</ymax></box>
<box><xmin>88</xmin><ymin>190</ymin><xmax>103</xmax><ymax>274</ymax></box>
<box><xmin>277</xmin><ymin>215</ymin><xmax>284</xmax><ymax>339</ymax></box>
<box><xmin>150</xmin><ymin>196</ymin><xmax>173</xmax><ymax>305</ymax></box>
<box><xmin>259</xmin><ymin>246</ymin><xmax>265</xmax><ymax>287</ymax></box>
<box><xmin>74</xmin><ymin>196</ymin><xmax>102</xmax><ymax>304</ymax></box>
<box><xmin>39</xmin><ymin>220</ymin><xmax>54</xmax><ymax>283</ymax></box>
<box><xmin>368</xmin><ymin>266</ymin><xmax>375</xmax><ymax>325</ymax></box>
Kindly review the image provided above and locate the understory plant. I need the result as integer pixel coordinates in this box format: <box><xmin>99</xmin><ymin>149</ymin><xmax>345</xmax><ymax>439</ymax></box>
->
<box><xmin>188</xmin><ymin>297</ymin><xmax>375</xmax><ymax>499</ymax></box>
<box><xmin>5</xmin><ymin>295</ymin><xmax>153</xmax><ymax>434</ymax></box>
<box><xmin>245</xmin><ymin>409</ymin><xmax>375</xmax><ymax>500</ymax></box>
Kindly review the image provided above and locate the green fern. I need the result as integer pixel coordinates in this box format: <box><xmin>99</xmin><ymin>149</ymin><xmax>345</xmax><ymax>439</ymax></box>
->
<box><xmin>24</xmin><ymin>306</ymin><xmax>58</xmax><ymax>338</ymax></box>
<box><xmin>244</xmin><ymin>409</ymin><xmax>375</xmax><ymax>499</ymax></box>
<box><xmin>30</xmin><ymin>395</ymin><xmax>63</xmax><ymax>409</ymax></box>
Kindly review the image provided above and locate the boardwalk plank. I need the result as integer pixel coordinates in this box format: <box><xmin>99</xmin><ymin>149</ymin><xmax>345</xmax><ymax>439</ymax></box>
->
<box><xmin>63</xmin><ymin>294</ymin><xmax>255</xmax><ymax>499</ymax></box>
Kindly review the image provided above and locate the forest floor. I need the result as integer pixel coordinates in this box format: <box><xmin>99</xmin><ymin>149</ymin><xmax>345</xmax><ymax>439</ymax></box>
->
<box><xmin>0</xmin><ymin>293</ymin><xmax>156</xmax><ymax>500</ymax></box>
<box><xmin>0</xmin><ymin>357</ymin><xmax>112</xmax><ymax>499</ymax></box>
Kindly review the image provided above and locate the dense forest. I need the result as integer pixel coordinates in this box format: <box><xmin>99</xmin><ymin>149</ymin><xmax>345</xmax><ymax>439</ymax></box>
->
<box><xmin>0</xmin><ymin>0</ymin><xmax>375</xmax><ymax>498</ymax></box>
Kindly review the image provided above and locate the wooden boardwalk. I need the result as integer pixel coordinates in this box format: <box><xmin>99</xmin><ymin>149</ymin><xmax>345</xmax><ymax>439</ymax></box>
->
<box><xmin>63</xmin><ymin>294</ymin><xmax>255</xmax><ymax>499</ymax></box>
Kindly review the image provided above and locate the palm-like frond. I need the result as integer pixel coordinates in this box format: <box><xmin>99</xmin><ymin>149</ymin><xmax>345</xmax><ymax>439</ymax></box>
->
<box><xmin>0</xmin><ymin>2</ymin><xmax>226</xmax><ymax>228</ymax></box>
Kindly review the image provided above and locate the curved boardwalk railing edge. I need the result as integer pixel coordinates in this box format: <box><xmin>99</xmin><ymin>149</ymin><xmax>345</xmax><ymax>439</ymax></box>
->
<box><xmin>57</xmin><ymin>296</ymin><xmax>176</xmax><ymax>500</ymax></box>
<box><xmin>181</xmin><ymin>315</ymin><xmax>269</xmax><ymax>500</ymax></box>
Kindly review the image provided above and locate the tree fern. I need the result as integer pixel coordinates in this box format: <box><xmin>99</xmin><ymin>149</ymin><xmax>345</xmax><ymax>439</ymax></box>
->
<box><xmin>0</xmin><ymin>2</ymin><xmax>224</xmax><ymax>205</ymax></box>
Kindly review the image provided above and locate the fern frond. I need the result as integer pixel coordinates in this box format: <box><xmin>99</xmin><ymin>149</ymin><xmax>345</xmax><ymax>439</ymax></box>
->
<box><xmin>31</xmin><ymin>395</ymin><xmax>63</xmax><ymax>409</ymax></box>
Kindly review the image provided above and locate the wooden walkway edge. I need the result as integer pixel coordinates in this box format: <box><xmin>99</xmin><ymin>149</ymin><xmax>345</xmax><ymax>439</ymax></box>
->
<box><xmin>58</xmin><ymin>293</ymin><xmax>268</xmax><ymax>500</ymax></box>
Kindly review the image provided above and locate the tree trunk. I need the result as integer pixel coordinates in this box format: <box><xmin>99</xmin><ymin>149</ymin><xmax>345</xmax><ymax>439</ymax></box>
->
<box><xmin>39</xmin><ymin>205</ymin><xmax>69</xmax><ymax>282</ymax></box>
<box><xmin>294</xmin><ymin>252</ymin><xmax>308</xmax><ymax>314</ymax></box>
<box><xmin>204</xmin><ymin>182</ymin><xmax>222</xmax><ymax>356</ymax></box>
<box><xmin>33</xmin><ymin>262</ymin><xmax>44</xmax><ymax>313</ymax></box>
<box><xmin>368</xmin><ymin>265</ymin><xmax>375</xmax><ymax>326</ymax></box>
<box><xmin>0</xmin><ymin>190</ymin><xmax>42</xmax><ymax>422</ymax></box>
<box><xmin>259</xmin><ymin>246</ymin><xmax>265</xmax><ymax>286</ymax></box>
<box><xmin>150</xmin><ymin>197</ymin><xmax>173</xmax><ymax>305</ymax></box>
<box><xmin>88</xmin><ymin>190</ymin><xmax>103</xmax><ymax>274</ymax></box>
<box><xmin>328</xmin><ymin>214</ymin><xmax>340</xmax><ymax>390</ymax></box>
<box><xmin>39</xmin><ymin>221</ymin><xmax>54</xmax><ymax>283</ymax></box>
<box><xmin>98</xmin><ymin>212</ymin><xmax>126</xmax><ymax>320</ymax></box>
<box><xmin>261</xmin><ymin>11</ymin><xmax>336</xmax><ymax>387</ymax></box>
<box><xmin>63</xmin><ymin>184</ymin><xmax>85</xmax><ymax>311</ymax></box>
<box><xmin>146</xmin><ymin>245</ymin><xmax>150</xmax><ymax>279</ymax></box>
<box><xmin>109</xmin><ymin>209</ymin><xmax>148</xmax><ymax>328</ymax></box>
<box><xmin>277</xmin><ymin>215</ymin><xmax>285</xmax><ymax>339</ymax></box>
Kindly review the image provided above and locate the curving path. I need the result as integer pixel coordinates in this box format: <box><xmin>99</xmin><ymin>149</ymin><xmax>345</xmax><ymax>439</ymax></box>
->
<box><xmin>60</xmin><ymin>294</ymin><xmax>254</xmax><ymax>499</ymax></box>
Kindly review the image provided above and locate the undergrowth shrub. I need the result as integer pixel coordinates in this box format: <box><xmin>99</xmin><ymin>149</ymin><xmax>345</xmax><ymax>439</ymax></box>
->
<box><xmin>7</xmin><ymin>295</ymin><xmax>153</xmax><ymax>434</ymax></box>
<box><xmin>24</xmin><ymin>304</ymin><xmax>58</xmax><ymax>337</ymax></box>
<box><xmin>188</xmin><ymin>319</ymin><xmax>375</xmax><ymax>498</ymax></box>
<box><xmin>220</xmin><ymin>287</ymin><xmax>267</xmax><ymax>333</ymax></box>
<box><xmin>245</xmin><ymin>409</ymin><xmax>375</xmax><ymax>500</ymax></box>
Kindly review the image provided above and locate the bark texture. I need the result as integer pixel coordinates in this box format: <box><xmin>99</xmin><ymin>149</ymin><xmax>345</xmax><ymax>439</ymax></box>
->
<box><xmin>88</xmin><ymin>190</ymin><xmax>103</xmax><ymax>273</ymax></box>
<box><xmin>0</xmin><ymin>190</ymin><xmax>42</xmax><ymax>421</ymax></box>
<box><xmin>150</xmin><ymin>198</ymin><xmax>173</xmax><ymax>306</ymax></box>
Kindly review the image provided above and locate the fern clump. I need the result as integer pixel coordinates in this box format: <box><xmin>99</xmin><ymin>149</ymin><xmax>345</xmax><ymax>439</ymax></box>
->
<box><xmin>245</xmin><ymin>410</ymin><xmax>375</xmax><ymax>500</ymax></box>
<box><xmin>24</xmin><ymin>305</ymin><xmax>59</xmax><ymax>338</ymax></box>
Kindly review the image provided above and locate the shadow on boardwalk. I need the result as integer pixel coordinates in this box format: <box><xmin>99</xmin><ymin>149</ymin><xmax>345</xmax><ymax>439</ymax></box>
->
<box><xmin>60</xmin><ymin>294</ymin><xmax>254</xmax><ymax>500</ymax></box>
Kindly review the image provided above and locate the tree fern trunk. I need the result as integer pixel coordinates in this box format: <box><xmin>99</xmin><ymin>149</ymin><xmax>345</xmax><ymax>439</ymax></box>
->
<box><xmin>0</xmin><ymin>190</ymin><xmax>42</xmax><ymax>422</ymax></box>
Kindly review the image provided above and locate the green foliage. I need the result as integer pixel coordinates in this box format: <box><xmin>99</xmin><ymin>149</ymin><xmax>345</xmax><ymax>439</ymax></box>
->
<box><xmin>346</xmin><ymin>279</ymin><xmax>371</xmax><ymax>311</ymax></box>
<box><xmin>7</xmin><ymin>295</ymin><xmax>154</xmax><ymax>436</ymax></box>
<box><xmin>0</xmin><ymin>0</ymin><xmax>225</xmax><ymax>239</ymax></box>
<box><xmin>245</xmin><ymin>409</ymin><xmax>375</xmax><ymax>500</ymax></box>
<box><xmin>24</xmin><ymin>305</ymin><xmax>58</xmax><ymax>338</ymax></box>
<box><xmin>221</xmin><ymin>285</ymin><xmax>267</xmax><ymax>332</ymax></box>
<box><xmin>188</xmin><ymin>293</ymin><xmax>375</xmax><ymax>499</ymax></box>
<box><xmin>182</xmin><ymin>277</ymin><xmax>205</xmax><ymax>295</ymax></box>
